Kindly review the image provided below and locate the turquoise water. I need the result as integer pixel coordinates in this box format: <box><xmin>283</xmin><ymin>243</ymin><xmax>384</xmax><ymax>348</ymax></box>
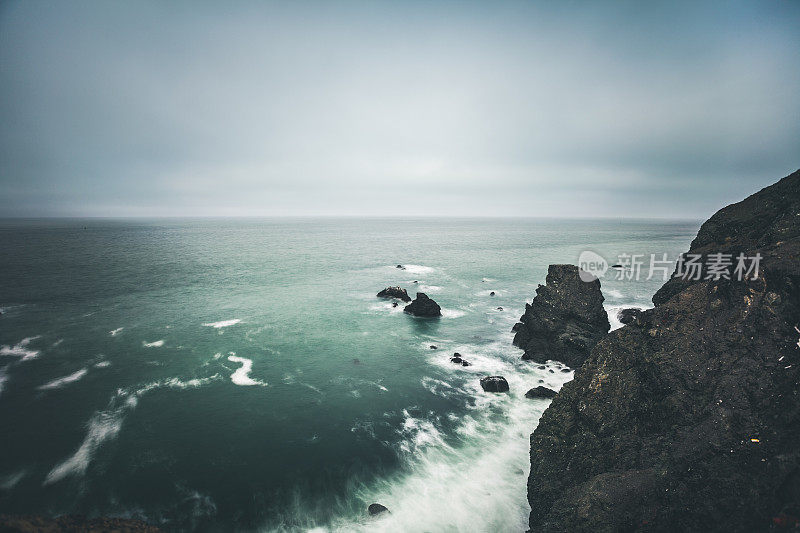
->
<box><xmin>0</xmin><ymin>218</ymin><xmax>697</xmax><ymax>531</ymax></box>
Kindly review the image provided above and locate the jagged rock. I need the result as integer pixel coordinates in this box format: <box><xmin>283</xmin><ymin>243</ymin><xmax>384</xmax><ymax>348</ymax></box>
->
<box><xmin>377</xmin><ymin>286</ymin><xmax>411</xmax><ymax>302</ymax></box>
<box><xmin>480</xmin><ymin>376</ymin><xmax>509</xmax><ymax>393</ymax></box>
<box><xmin>368</xmin><ymin>503</ymin><xmax>389</xmax><ymax>516</ymax></box>
<box><xmin>527</xmin><ymin>169</ymin><xmax>800</xmax><ymax>532</ymax></box>
<box><xmin>512</xmin><ymin>264</ymin><xmax>610</xmax><ymax>367</ymax></box>
<box><xmin>497</xmin><ymin>306</ymin><xmax>504</xmax><ymax>310</ymax></box>
<box><xmin>430</xmin><ymin>345</ymin><xmax>438</xmax><ymax>350</ymax></box>
<box><xmin>396</xmin><ymin>264</ymin><xmax>405</xmax><ymax>269</ymax></box>
<box><xmin>617</xmin><ymin>307</ymin><xmax>643</xmax><ymax>325</ymax></box>
<box><xmin>392</xmin><ymin>302</ymin><xmax>398</xmax><ymax>308</ymax></box>
<box><xmin>526</xmin><ymin>386</ymin><xmax>558</xmax><ymax>399</ymax></box>
<box><xmin>404</xmin><ymin>292</ymin><xmax>442</xmax><ymax>317</ymax></box>
<box><xmin>490</xmin><ymin>291</ymin><xmax>496</xmax><ymax>296</ymax></box>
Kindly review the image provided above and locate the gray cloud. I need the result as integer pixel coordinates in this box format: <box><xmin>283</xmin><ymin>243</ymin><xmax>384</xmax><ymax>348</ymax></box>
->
<box><xmin>1</xmin><ymin>0</ymin><xmax>798</xmax><ymax>218</ymax></box>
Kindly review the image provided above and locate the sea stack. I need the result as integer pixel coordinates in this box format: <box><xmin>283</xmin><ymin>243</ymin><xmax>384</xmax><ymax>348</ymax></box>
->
<box><xmin>403</xmin><ymin>292</ymin><xmax>442</xmax><ymax>317</ymax></box>
<box><xmin>526</xmin><ymin>169</ymin><xmax>800</xmax><ymax>532</ymax></box>
<box><xmin>512</xmin><ymin>264</ymin><xmax>609</xmax><ymax>367</ymax></box>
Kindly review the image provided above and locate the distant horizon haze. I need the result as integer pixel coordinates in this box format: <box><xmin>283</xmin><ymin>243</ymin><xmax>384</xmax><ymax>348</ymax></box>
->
<box><xmin>1</xmin><ymin>1</ymin><xmax>798</xmax><ymax>220</ymax></box>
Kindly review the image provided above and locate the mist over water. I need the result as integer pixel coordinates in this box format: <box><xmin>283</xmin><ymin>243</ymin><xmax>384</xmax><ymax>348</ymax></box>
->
<box><xmin>0</xmin><ymin>218</ymin><xmax>696</xmax><ymax>531</ymax></box>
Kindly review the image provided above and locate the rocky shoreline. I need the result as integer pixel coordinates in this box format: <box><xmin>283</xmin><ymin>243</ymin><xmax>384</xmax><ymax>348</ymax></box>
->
<box><xmin>525</xmin><ymin>169</ymin><xmax>800</xmax><ymax>532</ymax></box>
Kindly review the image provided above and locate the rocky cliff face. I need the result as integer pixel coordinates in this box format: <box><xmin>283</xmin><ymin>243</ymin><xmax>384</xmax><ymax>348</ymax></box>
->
<box><xmin>527</xmin><ymin>170</ymin><xmax>800</xmax><ymax>532</ymax></box>
<box><xmin>513</xmin><ymin>264</ymin><xmax>610</xmax><ymax>368</ymax></box>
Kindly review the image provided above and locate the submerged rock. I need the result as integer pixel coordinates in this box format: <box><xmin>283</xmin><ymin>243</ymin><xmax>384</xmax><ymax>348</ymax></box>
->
<box><xmin>396</xmin><ymin>264</ymin><xmax>405</xmax><ymax>269</ymax></box>
<box><xmin>525</xmin><ymin>386</ymin><xmax>558</xmax><ymax>399</ymax></box>
<box><xmin>377</xmin><ymin>286</ymin><xmax>411</xmax><ymax>302</ymax></box>
<box><xmin>617</xmin><ymin>307</ymin><xmax>643</xmax><ymax>325</ymax></box>
<box><xmin>368</xmin><ymin>503</ymin><xmax>389</xmax><ymax>516</ymax></box>
<box><xmin>403</xmin><ymin>292</ymin><xmax>442</xmax><ymax>317</ymax></box>
<box><xmin>450</xmin><ymin>355</ymin><xmax>472</xmax><ymax>366</ymax></box>
<box><xmin>480</xmin><ymin>376</ymin><xmax>509</xmax><ymax>393</ymax></box>
<box><xmin>430</xmin><ymin>345</ymin><xmax>438</xmax><ymax>350</ymax></box>
<box><xmin>527</xmin><ymin>169</ymin><xmax>800</xmax><ymax>532</ymax></box>
<box><xmin>490</xmin><ymin>291</ymin><xmax>496</xmax><ymax>296</ymax></box>
<box><xmin>512</xmin><ymin>264</ymin><xmax>610</xmax><ymax>367</ymax></box>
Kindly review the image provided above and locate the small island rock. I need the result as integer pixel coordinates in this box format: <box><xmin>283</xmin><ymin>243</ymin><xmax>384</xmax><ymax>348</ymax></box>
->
<box><xmin>480</xmin><ymin>376</ymin><xmax>509</xmax><ymax>393</ymax></box>
<box><xmin>368</xmin><ymin>503</ymin><xmax>389</xmax><ymax>516</ymax></box>
<box><xmin>403</xmin><ymin>292</ymin><xmax>442</xmax><ymax>317</ymax></box>
<box><xmin>525</xmin><ymin>386</ymin><xmax>558</xmax><ymax>399</ymax></box>
<box><xmin>377</xmin><ymin>286</ymin><xmax>411</xmax><ymax>302</ymax></box>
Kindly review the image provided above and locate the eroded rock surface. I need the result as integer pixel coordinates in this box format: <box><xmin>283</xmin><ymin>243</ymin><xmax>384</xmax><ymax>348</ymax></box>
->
<box><xmin>512</xmin><ymin>264</ymin><xmax>610</xmax><ymax>367</ymax></box>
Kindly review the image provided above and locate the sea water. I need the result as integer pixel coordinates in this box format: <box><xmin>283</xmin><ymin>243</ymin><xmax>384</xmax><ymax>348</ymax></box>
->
<box><xmin>0</xmin><ymin>218</ymin><xmax>697</xmax><ymax>531</ymax></box>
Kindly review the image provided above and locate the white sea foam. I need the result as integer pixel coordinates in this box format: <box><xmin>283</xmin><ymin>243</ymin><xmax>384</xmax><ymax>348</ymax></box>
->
<box><xmin>94</xmin><ymin>360</ymin><xmax>111</xmax><ymax>368</ymax></box>
<box><xmin>369</xmin><ymin>302</ymin><xmax>405</xmax><ymax>314</ymax></box>
<box><xmin>163</xmin><ymin>374</ymin><xmax>221</xmax><ymax>389</ymax></box>
<box><xmin>109</xmin><ymin>327</ymin><xmax>124</xmax><ymax>336</ymax></box>
<box><xmin>203</xmin><ymin>319</ymin><xmax>241</xmax><ymax>329</ymax></box>
<box><xmin>227</xmin><ymin>355</ymin><xmax>266</xmax><ymax>386</ymax></box>
<box><xmin>38</xmin><ymin>368</ymin><xmax>88</xmax><ymax>391</ymax></box>
<box><xmin>604</xmin><ymin>289</ymin><xmax>624</xmax><ymax>299</ymax></box>
<box><xmin>0</xmin><ymin>470</ymin><xmax>25</xmax><ymax>490</ymax></box>
<box><xmin>143</xmin><ymin>340</ymin><xmax>164</xmax><ymax>348</ymax></box>
<box><xmin>321</xmin><ymin>366</ymin><xmax>573</xmax><ymax>533</ymax></box>
<box><xmin>0</xmin><ymin>367</ymin><xmax>8</xmax><ymax>396</ymax></box>
<box><xmin>45</xmin><ymin>373</ymin><xmax>220</xmax><ymax>485</ymax></box>
<box><xmin>605</xmin><ymin>304</ymin><xmax>651</xmax><ymax>331</ymax></box>
<box><xmin>45</xmin><ymin>400</ymin><xmax>126</xmax><ymax>484</ymax></box>
<box><xmin>440</xmin><ymin>309</ymin><xmax>466</xmax><ymax>319</ymax></box>
<box><xmin>400</xmin><ymin>264</ymin><xmax>435</xmax><ymax>275</ymax></box>
<box><xmin>418</xmin><ymin>285</ymin><xmax>442</xmax><ymax>292</ymax></box>
<box><xmin>0</xmin><ymin>336</ymin><xmax>42</xmax><ymax>361</ymax></box>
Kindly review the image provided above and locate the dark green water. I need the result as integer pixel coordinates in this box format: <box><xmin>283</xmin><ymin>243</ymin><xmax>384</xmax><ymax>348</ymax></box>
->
<box><xmin>0</xmin><ymin>218</ymin><xmax>697</xmax><ymax>531</ymax></box>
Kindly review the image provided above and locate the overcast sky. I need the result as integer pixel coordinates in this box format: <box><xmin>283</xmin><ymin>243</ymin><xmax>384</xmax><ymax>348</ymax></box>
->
<box><xmin>1</xmin><ymin>1</ymin><xmax>798</xmax><ymax>218</ymax></box>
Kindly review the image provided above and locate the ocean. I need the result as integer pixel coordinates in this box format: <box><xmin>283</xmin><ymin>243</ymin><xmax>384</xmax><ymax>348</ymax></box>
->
<box><xmin>0</xmin><ymin>218</ymin><xmax>697</xmax><ymax>531</ymax></box>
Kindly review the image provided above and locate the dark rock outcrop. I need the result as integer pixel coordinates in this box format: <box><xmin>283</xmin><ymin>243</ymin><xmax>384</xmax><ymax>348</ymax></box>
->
<box><xmin>480</xmin><ymin>376</ymin><xmax>509</xmax><ymax>393</ymax></box>
<box><xmin>0</xmin><ymin>515</ymin><xmax>160</xmax><ymax>532</ymax></box>
<box><xmin>377</xmin><ymin>286</ymin><xmax>411</xmax><ymax>302</ymax></box>
<box><xmin>527</xmin><ymin>169</ymin><xmax>800</xmax><ymax>532</ymax></box>
<box><xmin>617</xmin><ymin>307</ymin><xmax>643</xmax><ymax>325</ymax></box>
<box><xmin>512</xmin><ymin>264</ymin><xmax>610</xmax><ymax>367</ymax></box>
<box><xmin>403</xmin><ymin>292</ymin><xmax>442</xmax><ymax>317</ymax></box>
<box><xmin>450</xmin><ymin>355</ymin><xmax>472</xmax><ymax>366</ymax></box>
<box><xmin>525</xmin><ymin>386</ymin><xmax>558</xmax><ymax>399</ymax></box>
<box><xmin>368</xmin><ymin>503</ymin><xmax>389</xmax><ymax>516</ymax></box>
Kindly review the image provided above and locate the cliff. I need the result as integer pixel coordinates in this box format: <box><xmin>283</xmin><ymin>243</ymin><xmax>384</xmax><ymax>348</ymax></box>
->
<box><xmin>527</xmin><ymin>169</ymin><xmax>800</xmax><ymax>532</ymax></box>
